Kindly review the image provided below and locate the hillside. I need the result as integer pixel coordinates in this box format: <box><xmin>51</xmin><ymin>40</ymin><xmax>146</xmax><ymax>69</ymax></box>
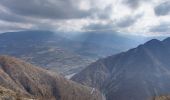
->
<box><xmin>0</xmin><ymin>55</ymin><xmax>103</xmax><ymax>100</ymax></box>
<box><xmin>0</xmin><ymin>85</ymin><xmax>35</xmax><ymax>100</ymax></box>
<box><xmin>72</xmin><ymin>37</ymin><xmax>170</xmax><ymax>100</ymax></box>
<box><xmin>153</xmin><ymin>96</ymin><xmax>170</xmax><ymax>100</ymax></box>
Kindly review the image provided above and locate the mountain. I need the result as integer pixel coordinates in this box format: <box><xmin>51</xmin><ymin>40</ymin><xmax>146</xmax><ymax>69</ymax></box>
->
<box><xmin>0</xmin><ymin>30</ymin><xmax>92</xmax><ymax>76</ymax></box>
<box><xmin>0</xmin><ymin>85</ymin><xmax>34</xmax><ymax>100</ymax></box>
<box><xmin>72</xmin><ymin>37</ymin><xmax>170</xmax><ymax>100</ymax></box>
<box><xmin>64</xmin><ymin>31</ymin><xmax>144</xmax><ymax>58</ymax></box>
<box><xmin>0</xmin><ymin>55</ymin><xmax>103</xmax><ymax>100</ymax></box>
<box><xmin>0</xmin><ymin>30</ymin><xmax>145</xmax><ymax>76</ymax></box>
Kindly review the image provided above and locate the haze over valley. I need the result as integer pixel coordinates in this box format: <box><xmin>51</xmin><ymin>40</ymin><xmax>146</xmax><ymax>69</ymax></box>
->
<box><xmin>0</xmin><ymin>0</ymin><xmax>170</xmax><ymax>100</ymax></box>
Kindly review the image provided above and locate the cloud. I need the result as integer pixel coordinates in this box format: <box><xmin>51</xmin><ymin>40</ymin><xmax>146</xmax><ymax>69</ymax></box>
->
<box><xmin>83</xmin><ymin>13</ymin><xmax>143</xmax><ymax>32</ymax></box>
<box><xmin>0</xmin><ymin>0</ymin><xmax>169</xmax><ymax>37</ymax></box>
<box><xmin>0</xmin><ymin>0</ymin><xmax>96</xmax><ymax>19</ymax></box>
<box><xmin>150</xmin><ymin>23</ymin><xmax>170</xmax><ymax>33</ymax></box>
<box><xmin>0</xmin><ymin>20</ymin><xmax>34</xmax><ymax>33</ymax></box>
<box><xmin>0</xmin><ymin>6</ymin><xmax>30</xmax><ymax>23</ymax></box>
<box><xmin>92</xmin><ymin>5</ymin><xmax>113</xmax><ymax>19</ymax></box>
<box><xmin>0</xmin><ymin>0</ymin><xmax>112</xmax><ymax>20</ymax></box>
<box><xmin>83</xmin><ymin>22</ymin><xmax>113</xmax><ymax>31</ymax></box>
<box><xmin>115</xmin><ymin>14</ymin><xmax>142</xmax><ymax>28</ymax></box>
<box><xmin>122</xmin><ymin>0</ymin><xmax>149</xmax><ymax>9</ymax></box>
<box><xmin>154</xmin><ymin>1</ymin><xmax>170</xmax><ymax>16</ymax></box>
<box><xmin>123</xmin><ymin>0</ymin><xmax>142</xmax><ymax>8</ymax></box>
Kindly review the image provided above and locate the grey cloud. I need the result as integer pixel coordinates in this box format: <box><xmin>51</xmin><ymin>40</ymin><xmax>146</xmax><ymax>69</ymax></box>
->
<box><xmin>123</xmin><ymin>0</ymin><xmax>140</xmax><ymax>8</ymax></box>
<box><xmin>0</xmin><ymin>0</ymin><xmax>168</xmax><ymax>36</ymax></box>
<box><xmin>116</xmin><ymin>17</ymin><xmax>136</xmax><ymax>28</ymax></box>
<box><xmin>0</xmin><ymin>8</ymin><xmax>29</xmax><ymax>23</ymax></box>
<box><xmin>150</xmin><ymin>23</ymin><xmax>170</xmax><ymax>33</ymax></box>
<box><xmin>123</xmin><ymin>0</ymin><xmax>146</xmax><ymax>9</ymax></box>
<box><xmin>154</xmin><ymin>1</ymin><xmax>170</xmax><ymax>16</ymax></box>
<box><xmin>93</xmin><ymin>5</ymin><xmax>113</xmax><ymax>19</ymax></box>
<box><xmin>0</xmin><ymin>0</ymin><xmax>94</xmax><ymax>19</ymax></box>
<box><xmin>84</xmin><ymin>14</ymin><xmax>142</xmax><ymax>31</ymax></box>
<box><xmin>116</xmin><ymin>14</ymin><xmax>143</xmax><ymax>28</ymax></box>
<box><xmin>0</xmin><ymin>0</ymin><xmax>114</xmax><ymax>32</ymax></box>
<box><xmin>83</xmin><ymin>23</ymin><xmax>114</xmax><ymax>31</ymax></box>
<box><xmin>0</xmin><ymin>23</ymin><xmax>30</xmax><ymax>33</ymax></box>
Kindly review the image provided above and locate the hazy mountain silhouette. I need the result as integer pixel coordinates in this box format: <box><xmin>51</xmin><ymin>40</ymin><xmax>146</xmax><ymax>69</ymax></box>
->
<box><xmin>0</xmin><ymin>30</ymin><xmax>143</xmax><ymax>76</ymax></box>
<box><xmin>0</xmin><ymin>31</ymin><xmax>91</xmax><ymax>76</ymax></box>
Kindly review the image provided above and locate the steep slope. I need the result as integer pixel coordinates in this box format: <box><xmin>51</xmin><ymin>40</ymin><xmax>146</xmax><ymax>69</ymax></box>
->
<box><xmin>0</xmin><ymin>55</ymin><xmax>103</xmax><ymax>100</ymax></box>
<box><xmin>0</xmin><ymin>86</ymin><xmax>34</xmax><ymax>100</ymax></box>
<box><xmin>72</xmin><ymin>38</ymin><xmax>170</xmax><ymax>100</ymax></box>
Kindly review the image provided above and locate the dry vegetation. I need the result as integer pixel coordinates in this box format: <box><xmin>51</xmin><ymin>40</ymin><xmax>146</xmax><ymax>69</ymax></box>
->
<box><xmin>0</xmin><ymin>55</ymin><xmax>103</xmax><ymax>100</ymax></box>
<box><xmin>152</xmin><ymin>96</ymin><xmax>170</xmax><ymax>100</ymax></box>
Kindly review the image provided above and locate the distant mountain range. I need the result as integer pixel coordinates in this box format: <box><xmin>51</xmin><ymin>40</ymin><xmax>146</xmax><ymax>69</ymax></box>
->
<box><xmin>1</xmin><ymin>30</ymin><xmax>170</xmax><ymax>100</ymax></box>
<box><xmin>0</xmin><ymin>31</ymin><xmax>91</xmax><ymax>76</ymax></box>
<box><xmin>0</xmin><ymin>30</ymin><xmax>143</xmax><ymax>76</ymax></box>
<box><xmin>0</xmin><ymin>55</ymin><xmax>103</xmax><ymax>100</ymax></box>
<box><xmin>63</xmin><ymin>31</ymin><xmax>142</xmax><ymax>58</ymax></box>
<box><xmin>72</xmin><ymin>37</ymin><xmax>170</xmax><ymax>100</ymax></box>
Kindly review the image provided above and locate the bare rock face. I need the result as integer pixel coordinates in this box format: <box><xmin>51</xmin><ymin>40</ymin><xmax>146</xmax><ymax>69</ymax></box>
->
<box><xmin>72</xmin><ymin>38</ymin><xmax>170</xmax><ymax>100</ymax></box>
<box><xmin>0</xmin><ymin>55</ymin><xmax>103</xmax><ymax>100</ymax></box>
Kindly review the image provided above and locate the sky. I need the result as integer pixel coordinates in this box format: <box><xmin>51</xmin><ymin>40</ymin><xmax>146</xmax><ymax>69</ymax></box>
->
<box><xmin>0</xmin><ymin>0</ymin><xmax>170</xmax><ymax>37</ymax></box>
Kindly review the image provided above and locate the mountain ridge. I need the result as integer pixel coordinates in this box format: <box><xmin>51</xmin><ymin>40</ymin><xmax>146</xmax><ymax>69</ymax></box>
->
<box><xmin>72</xmin><ymin>37</ymin><xmax>170</xmax><ymax>100</ymax></box>
<box><xmin>0</xmin><ymin>30</ymin><xmax>152</xmax><ymax>76</ymax></box>
<box><xmin>0</xmin><ymin>55</ymin><xmax>103</xmax><ymax>100</ymax></box>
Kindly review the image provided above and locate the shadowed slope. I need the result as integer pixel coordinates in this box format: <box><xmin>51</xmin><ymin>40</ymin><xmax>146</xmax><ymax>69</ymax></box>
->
<box><xmin>72</xmin><ymin>38</ymin><xmax>170</xmax><ymax>100</ymax></box>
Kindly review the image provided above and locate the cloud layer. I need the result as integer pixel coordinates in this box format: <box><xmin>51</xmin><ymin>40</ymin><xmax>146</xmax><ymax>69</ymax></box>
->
<box><xmin>0</xmin><ymin>0</ymin><xmax>169</xmax><ymax>36</ymax></box>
